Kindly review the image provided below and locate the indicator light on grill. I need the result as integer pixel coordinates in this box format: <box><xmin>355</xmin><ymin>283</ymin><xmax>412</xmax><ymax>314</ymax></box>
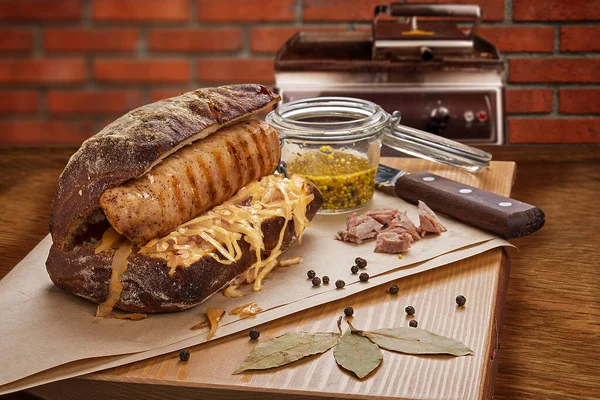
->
<box><xmin>477</xmin><ymin>111</ymin><xmax>488</xmax><ymax>122</ymax></box>
<box><xmin>464</xmin><ymin>111</ymin><xmax>474</xmax><ymax>122</ymax></box>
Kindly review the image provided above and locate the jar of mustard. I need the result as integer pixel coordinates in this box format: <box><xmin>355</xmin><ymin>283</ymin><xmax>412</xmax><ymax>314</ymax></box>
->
<box><xmin>266</xmin><ymin>97</ymin><xmax>395</xmax><ymax>214</ymax></box>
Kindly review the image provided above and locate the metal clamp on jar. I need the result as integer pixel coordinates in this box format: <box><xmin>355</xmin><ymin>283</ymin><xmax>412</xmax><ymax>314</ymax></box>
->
<box><xmin>266</xmin><ymin>97</ymin><xmax>491</xmax><ymax>215</ymax></box>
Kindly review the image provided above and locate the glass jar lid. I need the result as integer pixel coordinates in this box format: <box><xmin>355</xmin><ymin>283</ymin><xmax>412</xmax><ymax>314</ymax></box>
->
<box><xmin>267</xmin><ymin>96</ymin><xmax>492</xmax><ymax>173</ymax></box>
<box><xmin>266</xmin><ymin>97</ymin><xmax>391</xmax><ymax>141</ymax></box>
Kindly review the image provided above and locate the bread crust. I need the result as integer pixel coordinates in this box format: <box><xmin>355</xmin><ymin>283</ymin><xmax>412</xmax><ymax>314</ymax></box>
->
<box><xmin>50</xmin><ymin>84</ymin><xmax>279</xmax><ymax>249</ymax></box>
<box><xmin>46</xmin><ymin>186</ymin><xmax>322</xmax><ymax>313</ymax></box>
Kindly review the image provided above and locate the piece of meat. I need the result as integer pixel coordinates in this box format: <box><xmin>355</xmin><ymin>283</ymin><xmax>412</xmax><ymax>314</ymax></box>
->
<box><xmin>353</xmin><ymin>217</ymin><xmax>382</xmax><ymax>241</ymax></box>
<box><xmin>374</xmin><ymin>231</ymin><xmax>414</xmax><ymax>253</ymax></box>
<box><xmin>346</xmin><ymin>212</ymin><xmax>360</xmax><ymax>230</ymax></box>
<box><xmin>336</xmin><ymin>214</ymin><xmax>383</xmax><ymax>244</ymax></box>
<box><xmin>380</xmin><ymin>226</ymin><xmax>418</xmax><ymax>241</ymax></box>
<box><xmin>352</xmin><ymin>215</ymin><xmax>383</xmax><ymax>238</ymax></box>
<box><xmin>366</xmin><ymin>208</ymin><xmax>398</xmax><ymax>225</ymax></box>
<box><xmin>418</xmin><ymin>200</ymin><xmax>447</xmax><ymax>235</ymax></box>
<box><xmin>384</xmin><ymin>211</ymin><xmax>421</xmax><ymax>241</ymax></box>
<box><xmin>335</xmin><ymin>231</ymin><xmax>362</xmax><ymax>244</ymax></box>
<box><xmin>100</xmin><ymin>120</ymin><xmax>281</xmax><ymax>244</ymax></box>
<box><xmin>338</xmin><ymin>204</ymin><xmax>447</xmax><ymax>251</ymax></box>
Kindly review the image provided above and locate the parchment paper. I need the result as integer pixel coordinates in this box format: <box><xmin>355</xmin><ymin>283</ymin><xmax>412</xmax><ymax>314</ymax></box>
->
<box><xmin>0</xmin><ymin>192</ymin><xmax>510</xmax><ymax>394</ymax></box>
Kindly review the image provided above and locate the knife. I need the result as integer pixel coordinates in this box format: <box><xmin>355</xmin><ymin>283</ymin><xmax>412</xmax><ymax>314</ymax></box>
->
<box><xmin>375</xmin><ymin>164</ymin><xmax>545</xmax><ymax>239</ymax></box>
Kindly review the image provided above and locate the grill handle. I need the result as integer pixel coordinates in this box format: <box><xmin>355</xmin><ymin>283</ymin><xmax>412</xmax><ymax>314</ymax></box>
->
<box><xmin>374</xmin><ymin>3</ymin><xmax>481</xmax><ymax>37</ymax></box>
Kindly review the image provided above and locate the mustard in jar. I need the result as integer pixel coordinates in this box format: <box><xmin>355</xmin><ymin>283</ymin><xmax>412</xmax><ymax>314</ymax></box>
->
<box><xmin>287</xmin><ymin>147</ymin><xmax>376</xmax><ymax>211</ymax></box>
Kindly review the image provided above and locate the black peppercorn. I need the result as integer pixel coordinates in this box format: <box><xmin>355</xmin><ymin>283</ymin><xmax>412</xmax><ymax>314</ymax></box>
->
<box><xmin>405</xmin><ymin>306</ymin><xmax>415</xmax><ymax>315</ymax></box>
<box><xmin>351</xmin><ymin>265</ymin><xmax>359</xmax><ymax>274</ymax></box>
<box><xmin>312</xmin><ymin>276</ymin><xmax>322</xmax><ymax>287</ymax></box>
<box><xmin>456</xmin><ymin>295</ymin><xmax>467</xmax><ymax>307</ymax></box>
<box><xmin>359</xmin><ymin>272</ymin><xmax>369</xmax><ymax>282</ymax></box>
<box><xmin>179</xmin><ymin>349</ymin><xmax>190</xmax><ymax>361</ymax></box>
<box><xmin>409</xmin><ymin>320</ymin><xmax>418</xmax><ymax>328</ymax></box>
<box><xmin>389</xmin><ymin>284</ymin><xmax>399</xmax><ymax>294</ymax></box>
<box><xmin>355</xmin><ymin>257</ymin><xmax>367</xmax><ymax>269</ymax></box>
<box><xmin>322</xmin><ymin>276</ymin><xmax>330</xmax><ymax>284</ymax></box>
<box><xmin>335</xmin><ymin>279</ymin><xmax>345</xmax><ymax>289</ymax></box>
<box><xmin>307</xmin><ymin>270</ymin><xmax>316</xmax><ymax>279</ymax></box>
<box><xmin>344</xmin><ymin>306</ymin><xmax>354</xmax><ymax>317</ymax></box>
<box><xmin>249</xmin><ymin>328</ymin><xmax>260</xmax><ymax>340</ymax></box>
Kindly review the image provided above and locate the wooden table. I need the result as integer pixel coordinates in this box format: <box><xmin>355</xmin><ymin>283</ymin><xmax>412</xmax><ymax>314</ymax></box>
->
<box><xmin>0</xmin><ymin>146</ymin><xmax>598</xmax><ymax>400</ymax></box>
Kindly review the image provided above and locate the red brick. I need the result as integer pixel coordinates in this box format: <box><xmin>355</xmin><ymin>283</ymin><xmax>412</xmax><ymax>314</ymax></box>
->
<box><xmin>514</xmin><ymin>0</ymin><xmax>600</xmax><ymax>21</ymax></box>
<box><xmin>407</xmin><ymin>0</ymin><xmax>504</xmax><ymax>21</ymax></box>
<box><xmin>92</xmin><ymin>0</ymin><xmax>189</xmax><ymax>22</ymax></box>
<box><xmin>149</xmin><ymin>29</ymin><xmax>243</xmax><ymax>52</ymax></box>
<box><xmin>149</xmin><ymin>88</ymin><xmax>190</xmax><ymax>103</ymax></box>
<box><xmin>0</xmin><ymin>120</ymin><xmax>93</xmax><ymax>145</ymax></box>
<box><xmin>559</xmin><ymin>89</ymin><xmax>600</xmax><ymax>115</ymax></box>
<box><xmin>48</xmin><ymin>90</ymin><xmax>141</xmax><ymax>115</ymax></box>
<box><xmin>0</xmin><ymin>30</ymin><xmax>33</xmax><ymax>52</ymax></box>
<box><xmin>303</xmin><ymin>0</ymin><xmax>386</xmax><ymax>21</ymax></box>
<box><xmin>509</xmin><ymin>58</ymin><xmax>600</xmax><ymax>83</ymax></box>
<box><xmin>509</xmin><ymin>118</ymin><xmax>599</xmax><ymax>143</ymax></box>
<box><xmin>0</xmin><ymin>59</ymin><xmax>86</xmax><ymax>84</ymax></box>
<box><xmin>478</xmin><ymin>27</ymin><xmax>554</xmax><ymax>53</ymax></box>
<box><xmin>198</xmin><ymin>0</ymin><xmax>295</xmax><ymax>22</ymax></box>
<box><xmin>250</xmin><ymin>27</ymin><xmax>346</xmax><ymax>53</ymax></box>
<box><xmin>0</xmin><ymin>0</ymin><xmax>81</xmax><ymax>21</ymax></box>
<box><xmin>197</xmin><ymin>59</ymin><xmax>274</xmax><ymax>83</ymax></box>
<box><xmin>45</xmin><ymin>29</ymin><xmax>139</xmax><ymax>52</ymax></box>
<box><xmin>505</xmin><ymin>89</ymin><xmax>553</xmax><ymax>114</ymax></box>
<box><xmin>561</xmin><ymin>26</ymin><xmax>600</xmax><ymax>52</ymax></box>
<box><xmin>0</xmin><ymin>91</ymin><xmax>38</xmax><ymax>113</ymax></box>
<box><xmin>94</xmin><ymin>59</ymin><xmax>190</xmax><ymax>83</ymax></box>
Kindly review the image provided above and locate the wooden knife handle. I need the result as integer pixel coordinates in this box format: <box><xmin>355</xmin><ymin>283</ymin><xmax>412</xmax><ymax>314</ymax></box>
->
<box><xmin>395</xmin><ymin>172</ymin><xmax>545</xmax><ymax>239</ymax></box>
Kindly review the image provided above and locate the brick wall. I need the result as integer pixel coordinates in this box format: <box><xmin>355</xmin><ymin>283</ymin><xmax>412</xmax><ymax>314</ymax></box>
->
<box><xmin>0</xmin><ymin>0</ymin><xmax>598</xmax><ymax>145</ymax></box>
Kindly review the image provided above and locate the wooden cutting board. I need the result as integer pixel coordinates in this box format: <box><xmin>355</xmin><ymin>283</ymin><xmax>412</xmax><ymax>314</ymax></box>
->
<box><xmin>28</xmin><ymin>158</ymin><xmax>515</xmax><ymax>400</ymax></box>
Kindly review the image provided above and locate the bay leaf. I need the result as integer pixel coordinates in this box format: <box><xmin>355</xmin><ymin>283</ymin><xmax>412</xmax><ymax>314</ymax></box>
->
<box><xmin>333</xmin><ymin>330</ymin><xmax>383</xmax><ymax>379</ymax></box>
<box><xmin>361</xmin><ymin>327</ymin><xmax>473</xmax><ymax>356</ymax></box>
<box><xmin>234</xmin><ymin>332</ymin><xmax>340</xmax><ymax>374</ymax></box>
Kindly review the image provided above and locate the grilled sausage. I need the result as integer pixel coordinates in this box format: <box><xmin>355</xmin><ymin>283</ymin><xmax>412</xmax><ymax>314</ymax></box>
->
<box><xmin>99</xmin><ymin>119</ymin><xmax>281</xmax><ymax>244</ymax></box>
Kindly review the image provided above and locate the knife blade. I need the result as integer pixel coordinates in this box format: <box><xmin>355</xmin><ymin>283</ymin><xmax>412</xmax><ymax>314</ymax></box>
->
<box><xmin>375</xmin><ymin>164</ymin><xmax>545</xmax><ymax>239</ymax></box>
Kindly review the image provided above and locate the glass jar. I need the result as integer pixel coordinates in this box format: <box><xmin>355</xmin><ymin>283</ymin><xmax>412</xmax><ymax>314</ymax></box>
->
<box><xmin>266</xmin><ymin>97</ymin><xmax>393</xmax><ymax>214</ymax></box>
<box><xmin>267</xmin><ymin>96</ymin><xmax>492</xmax><ymax>215</ymax></box>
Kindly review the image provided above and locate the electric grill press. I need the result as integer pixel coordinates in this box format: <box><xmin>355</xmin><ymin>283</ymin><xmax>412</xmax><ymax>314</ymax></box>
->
<box><xmin>274</xmin><ymin>3</ymin><xmax>505</xmax><ymax>145</ymax></box>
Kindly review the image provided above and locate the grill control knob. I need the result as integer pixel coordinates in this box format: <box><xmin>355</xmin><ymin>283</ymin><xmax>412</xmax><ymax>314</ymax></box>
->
<box><xmin>429</xmin><ymin>106</ymin><xmax>450</xmax><ymax>131</ymax></box>
<box><xmin>420</xmin><ymin>46</ymin><xmax>433</xmax><ymax>61</ymax></box>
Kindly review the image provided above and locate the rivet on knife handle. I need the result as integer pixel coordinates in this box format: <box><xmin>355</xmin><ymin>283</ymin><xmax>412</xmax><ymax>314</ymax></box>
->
<box><xmin>394</xmin><ymin>172</ymin><xmax>545</xmax><ymax>239</ymax></box>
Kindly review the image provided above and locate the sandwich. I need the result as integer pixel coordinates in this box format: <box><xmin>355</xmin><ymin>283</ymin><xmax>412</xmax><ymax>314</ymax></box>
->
<box><xmin>46</xmin><ymin>84</ymin><xmax>323</xmax><ymax>315</ymax></box>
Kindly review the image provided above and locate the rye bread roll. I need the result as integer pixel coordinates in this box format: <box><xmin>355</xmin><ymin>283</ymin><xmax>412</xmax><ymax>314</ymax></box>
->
<box><xmin>46</xmin><ymin>84</ymin><xmax>323</xmax><ymax>313</ymax></box>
